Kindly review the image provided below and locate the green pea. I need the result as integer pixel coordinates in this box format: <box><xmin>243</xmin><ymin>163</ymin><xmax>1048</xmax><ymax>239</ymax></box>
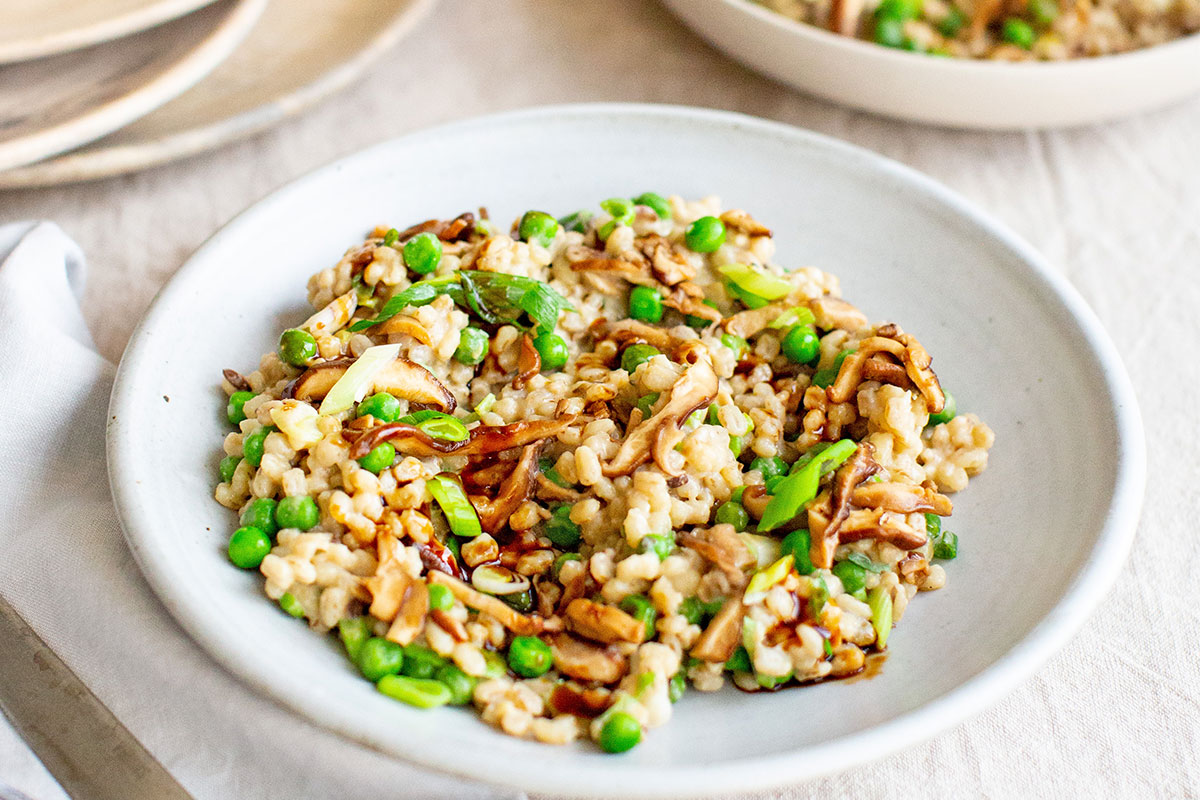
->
<box><xmin>684</xmin><ymin>216</ymin><xmax>726</xmax><ymax>253</ymax></box>
<box><xmin>381</xmin><ymin>228</ymin><xmax>400</xmax><ymax>247</ymax></box>
<box><xmin>628</xmin><ymin>285</ymin><xmax>664</xmax><ymax>323</ymax></box>
<box><xmin>279</xmin><ymin>592</ymin><xmax>305</xmax><ymax>618</ymax></box>
<box><xmin>357</xmin><ymin>442</ymin><xmax>396</xmax><ymax>475</ymax></box>
<box><xmin>454</xmin><ymin>327</ymin><xmax>490</xmax><ymax>366</ymax></box>
<box><xmin>558</xmin><ymin>210</ymin><xmax>592</xmax><ymax>233</ymax></box>
<box><xmin>546</xmin><ymin>505</ymin><xmax>582</xmax><ymax>549</ymax></box>
<box><xmin>720</xmin><ymin>333</ymin><xmax>748</xmax><ymax>359</ymax></box>
<box><xmin>218</xmin><ymin>455</ymin><xmax>241</xmax><ymax>483</ymax></box>
<box><xmin>1002</xmin><ymin>17</ymin><xmax>1035</xmax><ymax>48</ymax></box>
<box><xmin>377</xmin><ymin>674</ymin><xmax>452</xmax><ymax>709</ymax></box>
<box><xmin>403</xmin><ymin>232</ymin><xmax>443</xmax><ymax>275</ymax></box>
<box><xmin>876</xmin><ymin>0</ymin><xmax>922</xmax><ymax>18</ymax></box>
<box><xmin>532</xmin><ymin>332</ymin><xmax>569</xmax><ymax>371</ymax></box>
<box><xmin>937</xmin><ymin>5</ymin><xmax>968</xmax><ymax>35</ymax></box>
<box><xmin>552</xmin><ymin>552</ymin><xmax>582</xmax><ymax>580</ymax></box>
<box><xmin>638</xmin><ymin>534</ymin><xmax>674</xmax><ymax>561</ymax></box>
<box><xmin>781</xmin><ymin>529</ymin><xmax>815</xmax><ymax>575</ymax></box>
<box><xmin>714</xmin><ymin>501</ymin><xmax>749</xmax><ymax>531</ymax></box>
<box><xmin>725</xmin><ymin>646</ymin><xmax>752</xmax><ymax>673</ymax></box>
<box><xmin>874</xmin><ymin>15</ymin><xmax>907</xmax><ymax>47</ymax></box>
<box><xmin>400</xmin><ymin>644</ymin><xmax>446</xmax><ymax>679</ymax></box>
<box><xmin>1029</xmin><ymin>0</ymin><xmax>1059</xmax><ymax>24</ymax></box>
<box><xmin>598</xmin><ymin>198</ymin><xmax>635</xmax><ymax>240</ymax></box>
<box><xmin>507</xmin><ymin>636</ymin><xmax>553</xmax><ymax>677</ymax></box>
<box><xmin>240</xmin><ymin>497</ymin><xmax>278</xmax><ymax>537</ymax></box>
<box><xmin>518</xmin><ymin>211</ymin><xmax>560</xmax><ymax>247</ymax></box>
<box><xmin>620</xmin><ymin>595</ymin><xmax>658</xmax><ymax>640</ymax></box>
<box><xmin>750</xmin><ymin>456</ymin><xmax>788</xmax><ymax>479</ymax></box>
<box><xmin>275</xmin><ymin>495</ymin><xmax>319</xmax><ymax>531</ymax></box>
<box><xmin>679</xmin><ymin>596</ymin><xmax>705</xmax><ymax>626</ymax></box>
<box><xmin>669</xmin><ymin>671</ymin><xmax>686</xmax><ymax>703</ymax></box>
<box><xmin>812</xmin><ymin>349</ymin><xmax>854</xmax><ymax>388</ymax></box>
<box><xmin>357</xmin><ymin>392</ymin><xmax>401</xmax><ymax>423</ymax></box>
<box><xmin>427</xmin><ymin>582</ymin><xmax>454</xmax><ymax>612</ymax></box>
<box><xmin>832</xmin><ymin>560</ymin><xmax>869</xmax><ymax>594</ymax></box>
<box><xmin>503</xmin><ymin>588</ymin><xmax>535</xmax><ymax>613</ymax></box>
<box><xmin>228</xmin><ymin>526</ymin><xmax>271</xmax><ymax>569</ymax></box>
<box><xmin>226</xmin><ymin>391</ymin><xmax>255</xmax><ymax>425</ymax></box>
<box><xmin>278</xmin><ymin>329</ymin><xmax>317</xmax><ymax>367</ymax></box>
<box><xmin>621</xmin><ymin>343</ymin><xmax>660</xmax><ymax>374</ymax></box>
<box><xmin>241</xmin><ymin>425</ymin><xmax>273</xmax><ymax>468</ymax></box>
<box><xmin>539</xmin><ymin>456</ymin><xmax>570</xmax><ymax>488</ymax></box>
<box><xmin>598</xmin><ymin>711</ymin><xmax>642</xmax><ymax>753</ymax></box>
<box><xmin>782</xmin><ymin>324</ymin><xmax>820</xmax><ymax>365</ymax></box>
<box><xmin>435</xmin><ymin>663</ymin><xmax>477</xmax><ymax>706</ymax></box>
<box><xmin>480</xmin><ymin>649</ymin><xmax>507</xmax><ymax>679</ymax></box>
<box><xmin>338</xmin><ymin>617</ymin><xmax>373</xmax><ymax>662</ymax></box>
<box><xmin>928</xmin><ymin>390</ymin><xmax>957</xmax><ymax>425</ymax></box>
<box><xmin>633</xmin><ymin>192</ymin><xmax>672</xmax><ymax>219</ymax></box>
<box><xmin>636</xmin><ymin>392</ymin><xmax>660</xmax><ymax>419</ymax></box>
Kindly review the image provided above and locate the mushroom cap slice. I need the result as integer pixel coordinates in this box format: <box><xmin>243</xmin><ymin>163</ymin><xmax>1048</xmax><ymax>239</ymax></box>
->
<box><xmin>564</xmin><ymin>598</ymin><xmax>646</xmax><ymax>645</ymax></box>
<box><xmin>690</xmin><ymin>597</ymin><xmax>745</xmax><ymax>662</ymax></box>
<box><xmin>290</xmin><ymin>356</ymin><xmax>456</xmax><ymax>412</ymax></box>
<box><xmin>549</xmin><ymin>632</ymin><xmax>629</xmax><ymax>684</ymax></box>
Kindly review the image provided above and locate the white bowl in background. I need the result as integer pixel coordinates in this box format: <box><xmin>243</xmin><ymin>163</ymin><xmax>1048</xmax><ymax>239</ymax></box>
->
<box><xmin>108</xmin><ymin>104</ymin><xmax>1144</xmax><ymax>797</ymax></box>
<box><xmin>663</xmin><ymin>0</ymin><xmax>1200</xmax><ymax>129</ymax></box>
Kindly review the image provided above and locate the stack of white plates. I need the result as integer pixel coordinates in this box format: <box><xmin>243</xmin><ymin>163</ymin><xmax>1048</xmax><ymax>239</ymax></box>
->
<box><xmin>0</xmin><ymin>0</ymin><xmax>437</xmax><ymax>189</ymax></box>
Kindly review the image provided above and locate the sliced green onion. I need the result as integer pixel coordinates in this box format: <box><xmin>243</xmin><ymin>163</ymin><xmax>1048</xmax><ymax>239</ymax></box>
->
<box><xmin>768</xmin><ymin>306</ymin><xmax>816</xmax><ymax>329</ymax></box>
<box><xmin>381</xmin><ymin>228</ymin><xmax>400</xmax><ymax>247</ymax></box>
<box><xmin>738</xmin><ymin>533</ymin><xmax>782</xmax><ymax>569</ymax></box>
<box><xmin>318</xmin><ymin>344</ymin><xmax>401</xmax><ymax>416</ymax></box>
<box><xmin>377</xmin><ymin>674</ymin><xmax>452</xmax><ymax>708</ymax></box>
<box><xmin>724</xmin><ymin>280</ymin><xmax>770</xmax><ymax>309</ymax></box>
<box><xmin>745</xmin><ymin>554</ymin><xmax>794</xmax><ymax>596</ymax></box>
<box><xmin>808</xmin><ymin>575</ymin><xmax>829</xmax><ymax>618</ymax></box>
<box><xmin>868</xmin><ymin>585</ymin><xmax>893</xmax><ymax>648</ymax></box>
<box><xmin>718</xmin><ymin>263</ymin><xmax>792</xmax><ymax>302</ymax></box>
<box><xmin>279</xmin><ymin>592</ymin><xmax>305</xmax><ymax>618</ymax></box>
<box><xmin>474</xmin><ymin>393</ymin><xmax>496</xmax><ymax>415</ymax></box>
<box><xmin>845</xmin><ymin>552</ymin><xmax>888</xmax><ymax>573</ymax></box>
<box><xmin>427</xmin><ymin>474</ymin><xmax>482</xmax><ymax>539</ymax></box>
<box><xmin>759</xmin><ymin>439</ymin><xmax>858</xmax><ymax>532</ymax></box>
<box><xmin>811</xmin><ymin>348</ymin><xmax>855</xmax><ymax>389</ymax></box>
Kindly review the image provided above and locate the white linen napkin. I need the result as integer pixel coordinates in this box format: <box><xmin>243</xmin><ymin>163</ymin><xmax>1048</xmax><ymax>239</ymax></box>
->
<box><xmin>0</xmin><ymin>222</ymin><xmax>516</xmax><ymax>800</ymax></box>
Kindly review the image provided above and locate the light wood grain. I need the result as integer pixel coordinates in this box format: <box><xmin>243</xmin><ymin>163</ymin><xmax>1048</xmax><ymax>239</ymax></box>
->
<box><xmin>0</xmin><ymin>0</ymin><xmax>436</xmax><ymax>188</ymax></box>
<box><xmin>0</xmin><ymin>0</ymin><xmax>266</xmax><ymax>172</ymax></box>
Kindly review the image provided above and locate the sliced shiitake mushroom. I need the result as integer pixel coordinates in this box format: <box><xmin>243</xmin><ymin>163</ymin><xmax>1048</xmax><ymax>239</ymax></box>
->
<box><xmin>290</xmin><ymin>356</ymin><xmax>456</xmax><ymax>411</ymax></box>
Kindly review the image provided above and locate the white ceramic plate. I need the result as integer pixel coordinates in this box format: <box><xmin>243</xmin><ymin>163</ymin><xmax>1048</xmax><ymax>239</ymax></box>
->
<box><xmin>0</xmin><ymin>0</ymin><xmax>437</xmax><ymax>189</ymax></box>
<box><xmin>0</xmin><ymin>0</ymin><xmax>219</xmax><ymax>65</ymax></box>
<box><xmin>0</xmin><ymin>0</ymin><xmax>266</xmax><ymax>173</ymax></box>
<box><xmin>663</xmin><ymin>0</ymin><xmax>1200</xmax><ymax>129</ymax></box>
<box><xmin>108</xmin><ymin>105</ymin><xmax>1144</xmax><ymax>797</ymax></box>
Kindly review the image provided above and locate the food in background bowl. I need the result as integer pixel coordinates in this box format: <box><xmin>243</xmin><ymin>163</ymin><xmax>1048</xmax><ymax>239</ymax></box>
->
<box><xmin>212</xmin><ymin>194</ymin><xmax>994</xmax><ymax>753</ymax></box>
<box><xmin>754</xmin><ymin>0</ymin><xmax>1200</xmax><ymax>59</ymax></box>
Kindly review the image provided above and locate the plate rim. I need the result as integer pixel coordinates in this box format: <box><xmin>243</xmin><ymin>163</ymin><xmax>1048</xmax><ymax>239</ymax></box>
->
<box><xmin>106</xmin><ymin>103</ymin><xmax>1146</xmax><ymax>797</ymax></box>
<box><xmin>0</xmin><ymin>0</ymin><xmax>267</xmax><ymax>173</ymax></box>
<box><xmin>0</xmin><ymin>0</ymin><xmax>222</xmax><ymax>65</ymax></box>
<box><xmin>0</xmin><ymin>0</ymin><xmax>439</xmax><ymax>190</ymax></box>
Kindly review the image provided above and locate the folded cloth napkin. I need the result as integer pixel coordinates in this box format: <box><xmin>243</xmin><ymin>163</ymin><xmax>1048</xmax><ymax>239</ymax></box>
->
<box><xmin>0</xmin><ymin>223</ymin><xmax>515</xmax><ymax>800</ymax></box>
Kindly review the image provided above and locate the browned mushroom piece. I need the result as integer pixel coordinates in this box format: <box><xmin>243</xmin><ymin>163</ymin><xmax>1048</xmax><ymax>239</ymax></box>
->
<box><xmin>661</xmin><ymin>282</ymin><xmax>720</xmax><ymax>324</ymax></box>
<box><xmin>471</xmin><ymin>443</ymin><xmax>541</xmax><ymax>535</ymax></box>
<box><xmin>222</xmin><ymin>368</ymin><xmax>251</xmax><ymax>392</ymax></box>
<box><xmin>690</xmin><ymin>597</ymin><xmax>745</xmax><ymax>662</ymax></box>
<box><xmin>678</xmin><ymin>523</ymin><xmax>754</xmax><ymax>585</ymax></box>
<box><xmin>426</xmin><ymin>571</ymin><xmax>555</xmax><ymax>636</ymax></box>
<box><xmin>811</xmin><ymin>296</ymin><xmax>869</xmax><ymax>332</ymax></box>
<box><xmin>430</xmin><ymin>609</ymin><xmax>469</xmax><ymax>642</ymax></box>
<box><xmin>809</xmin><ymin>444</ymin><xmax>882</xmax><ymax>569</ymax></box>
<box><xmin>970</xmin><ymin>0</ymin><xmax>1006</xmax><ymax>37</ymax></box>
<box><xmin>718</xmin><ymin>209</ymin><xmax>773</xmax><ymax>238</ymax></box>
<box><xmin>534</xmin><ymin>472</ymin><xmax>584</xmax><ymax>502</ymax></box>
<box><xmin>385</xmin><ymin>580</ymin><xmax>429</xmax><ymax>646</ymax></box>
<box><xmin>415</xmin><ymin>539</ymin><xmax>466</xmax><ymax>580</ymax></box>
<box><xmin>570</xmin><ymin>257</ymin><xmax>655</xmax><ymax>287</ymax></box>
<box><xmin>564</xmin><ymin>598</ymin><xmax>646</xmax><ymax>645</ymax></box>
<box><xmin>826</xmin><ymin>336</ymin><xmax>906</xmax><ymax>404</ymax></box>
<box><xmin>603</xmin><ymin>318</ymin><xmax>676</xmax><ymax>351</ymax></box>
<box><xmin>828</xmin><ymin>0</ymin><xmax>865</xmax><ymax>35</ymax></box>
<box><xmin>512</xmin><ymin>334</ymin><xmax>541</xmax><ymax>390</ymax></box>
<box><xmin>366</xmin><ymin>533</ymin><xmax>412</xmax><ymax>622</ymax></box>
<box><xmin>838</xmin><ymin>508</ymin><xmax>929</xmax><ymax>550</ymax></box>
<box><xmin>851</xmin><ymin>481</ymin><xmax>953</xmax><ymax>515</ymax></box>
<box><xmin>289</xmin><ymin>356</ymin><xmax>456</xmax><ymax>412</ymax></box>
<box><xmin>349</xmin><ymin>415</ymin><xmax>575</xmax><ymax>460</ymax></box>
<box><xmin>722</xmin><ymin>301</ymin><xmax>790</xmax><ymax>340</ymax></box>
<box><xmin>740</xmin><ymin>485</ymin><xmax>771</xmax><ymax>521</ymax></box>
<box><xmin>639</xmin><ymin>234</ymin><xmax>696</xmax><ymax>286</ymax></box>
<box><xmin>377</xmin><ymin>315</ymin><xmax>432</xmax><ymax>345</ymax></box>
<box><xmin>395</xmin><ymin>212</ymin><xmax>477</xmax><ymax>243</ymax></box>
<box><xmin>860</xmin><ymin>354</ymin><xmax>914</xmax><ymax>390</ymax></box>
<box><xmin>549</xmin><ymin>632</ymin><xmax>630</xmax><ymax>684</ymax></box>
<box><xmin>896</xmin><ymin>332</ymin><xmax>946</xmax><ymax>414</ymax></box>
<box><xmin>603</xmin><ymin>357</ymin><xmax>718</xmax><ymax>477</ymax></box>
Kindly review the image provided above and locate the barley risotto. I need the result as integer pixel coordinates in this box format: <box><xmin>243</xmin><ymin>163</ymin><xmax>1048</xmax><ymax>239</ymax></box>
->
<box><xmin>755</xmin><ymin>0</ymin><xmax>1200</xmax><ymax>59</ymax></box>
<box><xmin>213</xmin><ymin>194</ymin><xmax>994</xmax><ymax>754</ymax></box>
